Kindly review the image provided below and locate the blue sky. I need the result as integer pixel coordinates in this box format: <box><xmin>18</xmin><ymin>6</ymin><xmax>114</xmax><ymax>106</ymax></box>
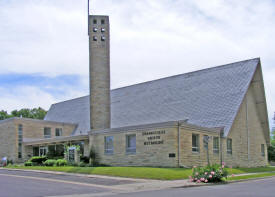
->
<box><xmin>0</xmin><ymin>0</ymin><xmax>275</xmax><ymax>126</ymax></box>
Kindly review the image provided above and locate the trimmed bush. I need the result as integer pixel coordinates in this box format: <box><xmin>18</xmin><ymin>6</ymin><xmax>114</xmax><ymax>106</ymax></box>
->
<box><xmin>80</xmin><ymin>156</ymin><xmax>89</xmax><ymax>164</ymax></box>
<box><xmin>190</xmin><ymin>163</ymin><xmax>228</xmax><ymax>183</ymax></box>
<box><xmin>56</xmin><ymin>159</ymin><xmax>67</xmax><ymax>166</ymax></box>
<box><xmin>29</xmin><ymin>156</ymin><xmax>47</xmax><ymax>165</ymax></box>
<box><xmin>24</xmin><ymin>161</ymin><xmax>32</xmax><ymax>166</ymax></box>
<box><xmin>43</xmin><ymin>159</ymin><xmax>57</xmax><ymax>166</ymax></box>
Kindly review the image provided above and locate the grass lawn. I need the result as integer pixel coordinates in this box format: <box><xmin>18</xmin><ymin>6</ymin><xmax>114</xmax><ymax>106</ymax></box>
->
<box><xmin>5</xmin><ymin>166</ymin><xmax>275</xmax><ymax>180</ymax></box>
<box><xmin>228</xmin><ymin>172</ymin><xmax>275</xmax><ymax>181</ymax></box>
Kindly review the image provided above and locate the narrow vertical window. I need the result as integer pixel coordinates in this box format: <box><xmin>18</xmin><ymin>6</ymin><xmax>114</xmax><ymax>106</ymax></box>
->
<box><xmin>126</xmin><ymin>134</ymin><xmax>136</xmax><ymax>154</ymax></box>
<box><xmin>104</xmin><ymin>136</ymin><xmax>114</xmax><ymax>154</ymax></box>
<box><xmin>18</xmin><ymin>124</ymin><xmax>23</xmax><ymax>158</ymax></box>
<box><xmin>93</xmin><ymin>19</ymin><xmax>97</xmax><ymax>24</ymax></box>
<box><xmin>261</xmin><ymin>144</ymin><xmax>265</xmax><ymax>156</ymax></box>
<box><xmin>213</xmin><ymin>137</ymin><xmax>219</xmax><ymax>154</ymax></box>
<box><xmin>192</xmin><ymin>134</ymin><xmax>199</xmax><ymax>152</ymax></box>
<box><xmin>227</xmin><ymin>138</ymin><xmax>232</xmax><ymax>154</ymax></box>
<box><xmin>44</xmin><ymin>127</ymin><xmax>51</xmax><ymax>138</ymax></box>
<box><xmin>101</xmin><ymin>19</ymin><xmax>105</xmax><ymax>24</ymax></box>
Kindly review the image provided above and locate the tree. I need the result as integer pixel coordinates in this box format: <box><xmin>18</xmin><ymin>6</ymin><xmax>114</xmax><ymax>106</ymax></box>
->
<box><xmin>0</xmin><ymin>107</ymin><xmax>47</xmax><ymax>120</ymax></box>
<box><xmin>0</xmin><ymin>110</ymin><xmax>12</xmax><ymax>120</ymax></box>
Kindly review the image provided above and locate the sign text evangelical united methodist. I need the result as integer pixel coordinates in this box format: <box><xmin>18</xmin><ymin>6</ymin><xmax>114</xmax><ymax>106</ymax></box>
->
<box><xmin>142</xmin><ymin>130</ymin><xmax>165</xmax><ymax>145</ymax></box>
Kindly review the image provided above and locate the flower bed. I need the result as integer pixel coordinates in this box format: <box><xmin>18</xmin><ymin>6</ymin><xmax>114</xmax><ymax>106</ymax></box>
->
<box><xmin>190</xmin><ymin>163</ymin><xmax>228</xmax><ymax>183</ymax></box>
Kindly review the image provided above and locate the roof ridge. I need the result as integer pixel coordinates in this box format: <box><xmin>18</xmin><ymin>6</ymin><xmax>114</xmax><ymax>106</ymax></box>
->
<box><xmin>112</xmin><ymin>58</ymin><xmax>260</xmax><ymax>92</ymax></box>
<box><xmin>48</xmin><ymin>58</ymin><xmax>260</xmax><ymax>106</ymax></box>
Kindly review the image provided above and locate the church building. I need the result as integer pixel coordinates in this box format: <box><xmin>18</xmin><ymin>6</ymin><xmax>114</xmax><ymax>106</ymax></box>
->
<box><xmin>0</xmin><ymin>13</ymin><xmax>270</xmax><ymax>167</ymax></box>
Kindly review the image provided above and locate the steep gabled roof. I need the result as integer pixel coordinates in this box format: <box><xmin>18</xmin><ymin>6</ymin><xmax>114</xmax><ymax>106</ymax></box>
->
<box><xmin>44</xmin><ymin>58</ymin><xmax>260</xmax><ymax>136</ymax></box>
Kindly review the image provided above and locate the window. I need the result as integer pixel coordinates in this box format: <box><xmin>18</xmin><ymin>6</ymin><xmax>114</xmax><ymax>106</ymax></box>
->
<box><xmin>101</xmin><ymin>19</ymin><xmax>105</xmax><ymax>24</ymax></box>
<box><xmin>126</xmin><ymin>134</ymin><xmax>136</xmax><ymax>154</ymax></box>
<box><xmin>261</xmin><ymin>144</ymin><xmax>265</xmax><ymax>156</ymax></box>
<box><xmin>44</xmin><ymin>127</ymin><xmax>51</xmax><ymax>138</ymax></box>
<box><xmin>39</xmin><ymin>146</ymin><xmax>48</xmax><ymax>156</ymax></box>
<box><xmin>101</xmin><ymin>36</ymin><xmax>106</xmax><ymax>41</ymax></box>
<box><xmin>213</xmin><ymin>137</ymin><xmax>219</xmax><ymax>154</ymax></box>
<box><xmin>101</xmin><ymin>28</ymin><xmax>105</xmax><ymax>32</ymax></box>
<box><xmin>93</xmin><ymin>36</ymin><xmax>97</xmax><ymax>41</ymax></box>
<box><xmin>93</xmin><ymin>19</ymin><xmax>97</xmax><ymax>24</ymax></box>
<box><xmin>203</xmin><ymin>135</ymin><xmax>209</xmax><ymax>150</ymax></box>
<box><xmin>93</xmin><ymin>27</ymin><xmax>98</xmax><ymax>32</ymax></box>
<box><xmin>104</xmin><ymin>136</ymin><xmax>114</xmax><ymax>154</ymax></box>
<box><xmin>192</xmin><ymin>134</ymin><xmax>199</xmax><ymax>152</ymax></box>
<box><xmin>55</xmin><ymin>128</ymin><xmax>62</xmax><ymax>137</ymax></box>
<box><xmin>18</xmin><ymin>124</ymin><xmax>23</xmax><ymax>158</ymax></box>
<box><xmin>227</xmin><ymin>138</ymin><xmax>232</xmax><ymax>154</ymax></box>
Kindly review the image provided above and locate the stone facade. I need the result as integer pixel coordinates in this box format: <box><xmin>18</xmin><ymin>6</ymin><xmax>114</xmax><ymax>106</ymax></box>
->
<box><xmin>222</xmin><ymin>67</ymin><xmax>268</xmax><ymax>167</ymax></box>
<box><xmin>89</xmin><ymin>15</ymin><xmax>111</xmax><ymax>130</ymax></box>
<box><xmin>89</xmin><ymin>122</ymin><xmax>222</xmax><ymax>167</ymax></box>
<box><xmin>0</xmin><ymin>117</ymin><xmax>76</xmax><ymax>162</ymax></box>
<box><xmin>0</xmin><ymin>120</ymin><xmax>16</xmax><ymax>162</ymax></box>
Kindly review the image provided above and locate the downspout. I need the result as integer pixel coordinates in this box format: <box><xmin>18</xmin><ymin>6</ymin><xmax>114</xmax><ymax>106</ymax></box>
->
<box><xmin>220</xmin><ymin>128</ymin><xmax>224</xmax><ymax>165</ymax></box>
<box><xmin>177</xmin><ymin>121</ymin><xmax>180</xmax><ymax>167</ymax></box>
<box><xmin>246</xmin><ymin>96</ymin><xmax>250</xmax><ymax>165</ymax></box>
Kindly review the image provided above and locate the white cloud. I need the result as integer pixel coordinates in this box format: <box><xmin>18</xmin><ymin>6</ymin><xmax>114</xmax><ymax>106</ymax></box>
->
<box><xmin>0</xmin><ymin>0</ymin><xmax>274</xmax><ymax>125</ymax></box>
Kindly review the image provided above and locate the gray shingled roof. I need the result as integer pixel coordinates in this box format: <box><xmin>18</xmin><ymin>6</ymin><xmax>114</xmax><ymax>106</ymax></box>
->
<box><xmin>44</xmin><ymin>58</ymin><xmax>259</xmax><ymax>136</ymax></box>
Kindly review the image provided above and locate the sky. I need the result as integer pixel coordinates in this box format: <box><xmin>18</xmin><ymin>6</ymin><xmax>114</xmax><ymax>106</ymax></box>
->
<box><xmin>0</xmin><ymin>0</ymin><xmax>274</xmax><ymax>126</ymax></box>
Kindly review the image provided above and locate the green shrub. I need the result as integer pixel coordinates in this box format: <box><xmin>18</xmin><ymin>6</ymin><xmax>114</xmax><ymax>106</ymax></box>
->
<box><xmin>29</xmin><ymin>156</ymin><xmax>47</xmax><ymax>165</ymax></box>
<box><xmin>56</xmin><ymin>159</ymin><xmax>67</xmax><ymax>166</ymax></box>
<box><xmin>43</xmin><ymin>159</ymin><xmax>57</xmax><ymax>166</ymax></box>
<box><xmin>190</xmin><ymin>163</ymin><xmax>228</xmax><ymax>183</ymax></box>
<box><xmin>79</xmin><ymin>162</ymin><xmax>87</xmax><ymax>167</ymax></box>
<box><xmin>80</xmin><ymin>156</ymin><xmax>89</xmax><ymax>164</ymax></box>
<box><xmin>268</xmin><ymin>146</ymin><xmax>275</xmax><ymax>161</ymax></box>
<box><xmin>24</xmin><ymin>161</ymin><xmax>32</xmax><ymax>166</ymax></box>
<box><xmin>68</xmin><ymin>162</ymin><xmax>78</xmax><ymax>167</ymax></box>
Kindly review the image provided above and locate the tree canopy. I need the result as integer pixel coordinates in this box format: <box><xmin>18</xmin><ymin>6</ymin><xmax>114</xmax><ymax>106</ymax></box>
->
<box><xmin>0</xmin><ymin>107</ymin><xmax>47</xmax><ymax>121</ymax></box>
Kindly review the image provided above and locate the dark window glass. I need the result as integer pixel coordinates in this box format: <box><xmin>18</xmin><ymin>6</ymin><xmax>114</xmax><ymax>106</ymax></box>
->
<box><xmin>261</xmin><ymin>144</ymin><xmax>265</xmax><ymax>156</ymax></box>
<box><xmin>93</xmin><ymin>19</ymin><xmax>97</xmax><ymax>24</ymax></box>
<box><xmin>126</xmin><ymin>134</ymin><xmax>136</xmax><ymax>154</ymax></box>
<box><xmin>227</xmin><ymin>138</ymin><xmax>232</xmax><ymax>154</ymax></box>
<box><xmin>192</xmin><ymin>134</ymin><xmax>199</xmax><ymax>152</ymax></box>
<box><xmin>55</xmin><ymin>128</ymin><xmax>62</xmax><ymax>137</ymax></box>
<box><xmin>104</xmin><ymin>136</ymin><xmax>114</xmax><ymax>154</ymax></box>
<box><xmin>213</xmin><ymin>137</ymin><xmax>219</xmax><ymax>154</ymax></box>
<box><xmin>44</xmin><ymin>127</ymin><xmax>51</xmax><ymax>138</ymax></box>
<box><xmin>101</xmin><ymin>19</ymin><xmax>105</xmax><ymax>24</ymax></box>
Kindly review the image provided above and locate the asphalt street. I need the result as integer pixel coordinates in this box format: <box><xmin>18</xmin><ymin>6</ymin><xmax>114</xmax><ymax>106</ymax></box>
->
<box><xmin>108</xmin><ymin>177</ymin><xmax>275</xmax><ymax>197</ymax></box>
<box><xmin>1</xmin><ymin>169</ymin><xmax>275</xmax><ymax>197</ymax></box>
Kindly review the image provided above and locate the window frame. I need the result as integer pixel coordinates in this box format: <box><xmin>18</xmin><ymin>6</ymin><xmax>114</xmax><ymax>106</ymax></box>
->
<box><xmin>104</xmin><ymin>136</ymin><xmax>114</xmax><ymax>155</ymax></box>
<box><xmin>227</xmin><ymin>138</ymin><xmax>232</xmax><ymax>155</ymax></box>
<box><xmin>213</xmin><ymin>137</ymin><xmax>219</xmax><ymax>154</ymax></box>
<box><xmin>55</xmin><ymin>128</ymin><xmax>62</xmax><ymax>137</ymax></box>
<box><xmin>18</xmin><ymin>124</ymin><xmax>23</xmax><ymax>158</ymax></box>
<box><xmin>44</xmin><ymin>127</ymin><xmax>51</xmax><ymax>139</ymax></box>
<box><xmin>126</xmin><ymin>134</ymin><xmax>136</xmax><ymax>154</ymax></box>
<box><xmin>192</xmin><ymin>134</ymin><xmax>200</xmax><ymax>153</ymax></box>
<box><xmin>261</xmin><ymin>144</ymin><xmax>265</xmax><ymax>157</ymax></box>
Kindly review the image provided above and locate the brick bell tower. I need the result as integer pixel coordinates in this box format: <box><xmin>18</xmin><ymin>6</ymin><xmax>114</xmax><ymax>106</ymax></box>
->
<box><xmin>88</xmin><ymin>4</ymin><xmax>111</xmax><ymax>130</ymax></box>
